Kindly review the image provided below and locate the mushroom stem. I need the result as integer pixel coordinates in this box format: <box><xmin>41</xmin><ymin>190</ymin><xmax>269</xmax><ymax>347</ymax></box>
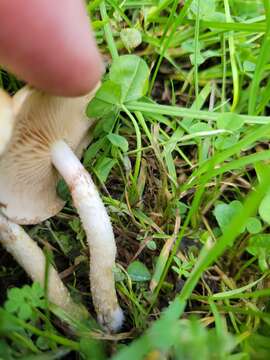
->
<box><xmin>0</xmin><ymin>213</ymin><xmax>87</xmax><ymax>319</ymax></box>
<box><xmin>51</xmin><ymin>140</ymin><xmax>123</xmax><ymax>332</ymax></box>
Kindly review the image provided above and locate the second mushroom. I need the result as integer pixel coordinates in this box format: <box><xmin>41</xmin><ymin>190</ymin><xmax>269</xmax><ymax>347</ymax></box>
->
<box><xmin>0</xmin><ymin>86</ymin><xmax>123</xmax><ymax>332</ymax></box>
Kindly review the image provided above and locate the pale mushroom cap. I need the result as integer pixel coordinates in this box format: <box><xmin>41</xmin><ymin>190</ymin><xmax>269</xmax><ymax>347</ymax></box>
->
<box><xmin>12</xmin><ymin>85</ymin><xmax>33</xmax><ymax>115</ymax></box>
<box><xmin>0</xmin><ymin>89</ymin><xmax>14</xmax><ymax>155</ymax></box>
<box><xmin>0</xmin><ymin>86</ymin><xmax>96</xmax><ymax>224</ymax></box>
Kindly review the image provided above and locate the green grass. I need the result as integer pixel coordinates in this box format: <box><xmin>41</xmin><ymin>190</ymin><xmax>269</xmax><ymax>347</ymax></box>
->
<box><xmin>2</xmin><ymin>0</ymin><xmax>270</xmax><ymax>359</ymax></box>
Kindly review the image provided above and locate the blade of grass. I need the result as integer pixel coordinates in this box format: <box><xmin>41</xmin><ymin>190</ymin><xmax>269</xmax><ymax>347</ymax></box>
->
<box><xmin>149</xmin><ymin>0</ymin><xmax>194</xmax><ymax>93</ymax></box>
<box><xmin>182</xmin><ymin>124</ymin><xmax>270</xmax><ymax>192</ymax></box>
<box><xmin>146</xmin><ymin>0</ymin><xmax>175</xmax><ymax>23</ymax></box>
<box><xmin>198</xmin><ymin>20</ymin><xmax>266</xmax><ymax>33</ymax></box>
<box><xmin>87</xmin><ymin>0</ymin><xmax>103</xmax><ymax>12</ymax></box>
<box><xmin>106</xmin><ymin>0</ymin><xmax>132</xmax><ymax>27</ymax></box>
<box><xmin>224</xmin><ymin>0</ymin><xmax>239</xmax><ymax>111</ymax></box>
<box><xmin>112</xmin><ymin>299</ymin><xmax>186</xmax><ymax>360</ymax></box>
<box><xmin>256</xmin><ymin>79</ymin><xmax>270</xmax><ymax>115</ymax></box>
<box><xmin>150</xmin><ymin>213</ymin><xmax>180</xmax><ymax>292</ymax></box>
<box><xmin>0</xmin><ymin>309</ymin><xmax>80</xmax><ymax>351</ymax></box>
<box><xmin>192</xmin><ymin>274</ymin><xmax>267</xmax><ymax>300</ymax></box>
<box><xmin>184</xmin><ymin>149</ymin><xmax>270</xmax><ymax>193</ymax></box>
<box><xmin>127</xmin><ymin>101</ymin><xmax>270</xmax><ymax>124</ymax></box>
<box><xmin>150</xmin><ymin>140</ymin><xmax>270</xmax><ymax>306</ymax></box>
<box><xmin>179</xmin><ymin>166</ymin><xmax>270</xmax><ymax>302</ymax></box>
<box><xmin>100</xmin><ymin>1</ymin><xmax>119</xmax><ymax>60</ymax></box>
<box><xmin>221</xmin><ymin>33</ymin><xmax>227</xmax><ymax>111</ymax></box>
<box><xmin>248</xmin><ymin>0</ymin><xmax>270</xmax><ymax>114</ymax></box>
<box><xmin>122</xmin><ymin>105</ymin><xmax>142</xmax><ymax>181</ymax></box>
<box><xmin>194</xmin><ymin>0</ymin><xmax>201</xmax><ymax>103</ymax></box>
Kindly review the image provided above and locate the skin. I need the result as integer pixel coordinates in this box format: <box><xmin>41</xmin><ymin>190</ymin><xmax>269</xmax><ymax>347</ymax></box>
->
<box><xmin>0</xmin><ymin>0</ymin><xmax>103</xmax><ymax>96</ymax></box>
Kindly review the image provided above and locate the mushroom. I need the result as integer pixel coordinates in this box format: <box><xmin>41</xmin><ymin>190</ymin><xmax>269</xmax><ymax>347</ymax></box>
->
<box><xmin>0</xmin><ymin>86</ymin><xmax>123</xmax><ymax>331</ymax></box>
<box><xmin>0</xmin><ymin>215</ymin><xmax>88</xmax><ymax>319</ymax></box>
<box><xmin>0</xmin><ymin>89</ymin><xmax>14</xmax><ymax>155</ymax></box>
<box><xmin>0</xmin><ymin>87</ymin><xmax>87</xmax><ymax>320</ymax></box>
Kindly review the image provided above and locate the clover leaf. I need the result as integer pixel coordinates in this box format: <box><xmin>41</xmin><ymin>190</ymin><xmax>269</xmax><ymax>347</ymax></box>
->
<box><xmin>247</xmin><ymin>234</ymin><xmax>270</xmax><ymax>272</ymax></box>
<box><xmin>4</xmin><ymin>282</ymin><xmax>45</xmax><ymax>321</ymax></box>
<box><xmin>87</xmin><ymin>54</ymin><xmax>150</xmax><ymax>118</ymax></box>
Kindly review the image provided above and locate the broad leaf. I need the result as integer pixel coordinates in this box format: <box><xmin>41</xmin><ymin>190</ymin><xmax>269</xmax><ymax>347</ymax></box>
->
<box><xmin>83</xmin><ymin>137</ymin><xmax>109</xmax><ymax>166</ymax></box>
<box><xmin>86</xmin><ymin>80</ymin><xmax>121</xmax><ymax>118</ymax></box>
<box><xmin>107</xmin><ymin>133</ymin><xmax>129</xmax><ymax>153</ymax></box>
<box><xmin>189</xmin><ymin>122</ymin><xmax>212</xmax><ymax>133</ymax></box>
<box><xmin>94</xmin><ymin>156</ymin><xmax>117</xmax><ymax>183</ymax></box>
<box><xmin>127</xmin><ymin>261</ymin><xmax>151</xmax><ymax>282</ymax></box>
<box><xmin>247</xmin><ymin>234</ymin><xmax>270</xmax><ymax>272</ymax></box>
<box><xmin>246</xmin><ymin>217</ymin><xmax>262</xmax><ymax>234</ymax></box>
<box><xmin>110</xmin><ymin>55</ymin><xmax>149</xmax><ymax>102</ymax></box>
<box><xmin>216</xmin><ymin>113</ymin><xmax>245</xmax><ymax>132</ymax></box>
<box><xmin>213</xmin><ymin>201</ymin><xmax>245</xmax><ymax>234</ymax></box>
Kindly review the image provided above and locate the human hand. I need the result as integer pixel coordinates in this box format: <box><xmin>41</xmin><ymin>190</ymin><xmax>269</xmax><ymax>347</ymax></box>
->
<box><xmin>0</xmin><ymin>0</ymin><xmax>103</xmax><ymax>96</ymax></box>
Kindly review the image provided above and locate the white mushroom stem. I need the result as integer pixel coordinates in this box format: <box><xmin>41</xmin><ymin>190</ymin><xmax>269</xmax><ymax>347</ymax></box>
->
<box><xmin>51</xmin><ymin>140</ymin><xmax>123</xmax><ymax>332</ymax></box>
<box><xmin>0</xmin><ymin>214</ymin><xmax>87</xmax><ymax>319</ymax></box>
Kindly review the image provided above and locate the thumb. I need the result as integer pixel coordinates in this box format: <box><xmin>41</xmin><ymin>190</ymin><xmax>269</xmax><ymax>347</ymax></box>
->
<box><xmin>0</xmin><ymin>0</ymin><xmax>103</xmax><ymax>96</ymax></box>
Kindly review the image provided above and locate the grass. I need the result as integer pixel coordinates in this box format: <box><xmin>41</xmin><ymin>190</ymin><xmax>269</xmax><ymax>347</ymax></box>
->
<box><xmin>1</xmin><ymin>0</ymin><xmax>270</xmax><ymax>359</ymax></box>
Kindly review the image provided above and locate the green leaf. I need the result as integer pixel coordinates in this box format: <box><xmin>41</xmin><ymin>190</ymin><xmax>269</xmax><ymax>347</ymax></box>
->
<box><xmin>93</xmin><ymin>113</ymin><xmax>117</xmax><ymax>137</ymax></box>
<box><xmin>4</xmin><ymin>299</ymin><xmax>19</xmax><ymax>313</ymax></box>
<box><xmin>110</xmin><ymin>55</ymin><xmax>150</xmax><ymax>102</ymax></box>
<box><xmin>83</xmin><ymin>137</ymin><xmax>108</xmax><ymax>166</ymax></box>
<box><xmin>57</xmin><ymin>234</ymin><xmax>73</xmax><ymax>256</ymax></box>
<box><xmin>243</xmin><ymin>60</ymin><xmax>256</xmax><ymax>73</ymax></box>
<box><xmin>18</xmin><ymin>303</ymin><xmax>32</xmax><ymax>320</ymax></box>
<box><xmin>30</xmin><ymin>282</ymin><xmax>45</xmax><ymax>308</ymax></box>
<box><xmin>190</xmin><ymin>51</ymin><xmax>205</xmax><ymax>66</ymax></box>
<box><xmin>190</xmin><ymin>0</ymin><xmax>216</xmax><ymax>19</ymax></box>
<box><xmin>120</xmin><ymin>28</ymin><xmax>142</xmax><ymax>50</ymax></box>
<box><xmin>214</xmin><ymin>133</ymin><xmax>239</xmax><ymax>150</ymax></box>
<box><xmin>36</xmin><ymin>336</ymin><xmax>50</xmax><ymax>351</ymax></box>
<box><xmin>254</xmin><ymin>161</ymin><xmax>265</xmax><ymax>184</ymax></box>
<box><xmin>4</xmin><ymin>283</ymin><xmax>45</xmax><ymax>321</ymax></box>
<box><xmin>246</xmin><ymin>217</ymin><xmax>262</xmax><ymax>234</ymax></box>
<box><xmin>146</xmin><ymin>240</ymin><xmax>157</xmax><ymax>251</ymax></box>
<box><xmin>86</xmin><ymin>55</ymin><xmax>149</xmax><ymax>121</ymax></box>
<box><xmin>247</xmin><ymin>234</ymin><xmax>270</xmax><ymax>272</ymax></box>
<box><xmin>94</xmin><ymin>156</ymin><xmax>117</xmax><ymax>183</ymax></box>
<box><xmin>247</xmin><ymin>235</ymin><xmax>270</xmax><ymax>254</ymax></box>
<box><xmin>68</xmin><ymin>218</ymin><xmax>85</xmax><ymax>244</ymax></box>
<box><xmin>259</xmin><ymin>192</ymin><xmax>270</xmax><ymax>224</ymax></box>
<box><xmin>231</xmin><ymin>0</ymin><xmax>263</xmax><ymax>18</ymax></box>
<box><xmin>206</xmin><ymin>11</ymin><xmax>226</xmax><ymax>23</ymax></box>
<box><xmin>56</xmin><ymin>179</ymin><xmax>71</xmax><ymax>201</ymax></box>
<box><xmin>0</xmin><ymin>309</ymin><xmax>21</xmax><ymax>334</ymax></box>
<box><xmin>182</xmin><ymin>39</ymin><xmax>203</xmax><ymax>53</ymax></box>
<box><xmin>0</xmin><ymin>340</ymin><xmax>13</xmax><ymax>360</ymax></box>
<box><xmin>7</xmin><ymin>287</ymin><xmax>24</xmax><ymax>302</ymax></box>
<box><xmin>80</xmin><ymin>338</ymin><xmax>105</xmax><ymax>360</ymax></box>
<box><xmin>86</xmin><ymin>80</ymin><xmax>121</xmax><ymax>118</ymax></box>
<box><xmin>216</xmin><ymin>113</ymin><xmax>245</xmax><ymax>132</ymax></box>
<box><xmin>107</xmin><ymin>133</ymin><xmax>129</xmax><ymax>153</ymax></box>
<box><xmin>189</xmin><ymin>122</ymin><xmax>212</xmax><ymax>133</ymax></box>
<box><xmin>213</xmin><ymin>201</ymin><xmax>245</xmax><ymax>234</ymax></box>
<box><xmin>127</xmin><ymin>260</ymin><xmax>151</xmax><ymax>282</ymax></box>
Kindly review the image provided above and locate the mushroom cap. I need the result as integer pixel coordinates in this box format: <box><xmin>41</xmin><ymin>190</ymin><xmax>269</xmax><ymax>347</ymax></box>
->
<box><xmin>0</xmin><ymin>89</ymin><xmax>14</xmax><ymax>155</ymax></box>
<box><xmin>0</xmin><ymin>86</ymin><xmax>97</xmax><ymax>224</ymax></box>
<box><xmin>12</xmin><ymin>85</ymin><xmax>34</xmax><ymax>115</ymax></box>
